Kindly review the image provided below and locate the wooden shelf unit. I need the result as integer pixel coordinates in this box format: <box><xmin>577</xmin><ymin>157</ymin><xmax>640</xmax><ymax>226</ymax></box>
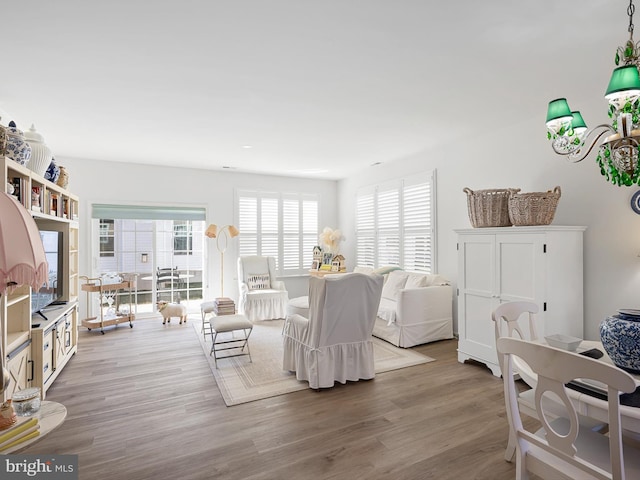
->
<box><xmin>1</xmin><ymin>156</ymin><xmax>79</xmax><ymax>401</ymax></box>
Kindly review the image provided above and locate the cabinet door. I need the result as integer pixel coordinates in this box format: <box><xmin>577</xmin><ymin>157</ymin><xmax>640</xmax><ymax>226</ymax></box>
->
<box><xmin>42</xmin><ymin>329</ymin><xmax>55</xmax><ymax>384</ymax></box>
<box><xmin>496</xmin><ymin>233</ymin><xmax>545</xmax><ymax>335</ymax></box>
<box><xmin>6</xmin><ymin>341</ymin><xmax>32</xmax><ymax>396</ymax></box>
<box><xmin>457</xmin><ymin>234</ymin><xmax>499</xmax><ymax>369</ymax></box>
<box><xmin>54</xmin><ymin>319</ymin><xmax>71</xmax><ymax>369</ymax></box>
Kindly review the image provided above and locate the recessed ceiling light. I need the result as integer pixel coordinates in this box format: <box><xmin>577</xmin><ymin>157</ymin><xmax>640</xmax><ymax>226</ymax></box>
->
<box><xmin>222</xmin><ymin>166</ymin><xmax>237</xmax><ymax>169</ymax></box>
<box><xmin>242</xmin><ymin>145</ymin><xmax>253</xmax><ymax>149</ymax></box>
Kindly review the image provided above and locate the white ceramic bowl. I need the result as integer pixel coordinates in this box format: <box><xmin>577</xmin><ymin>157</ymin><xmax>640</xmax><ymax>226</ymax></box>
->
<box><xmin>545</xmin><ymin>334</ymin><xmax>582</xmax><ymax>352</ymax></box>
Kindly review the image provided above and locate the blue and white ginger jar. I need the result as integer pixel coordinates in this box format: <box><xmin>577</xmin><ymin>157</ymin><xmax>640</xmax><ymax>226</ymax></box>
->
<box><xmin>600</xmin><ymin>315</ymin><xmax>640</xmax><ymax>374</ymax></box>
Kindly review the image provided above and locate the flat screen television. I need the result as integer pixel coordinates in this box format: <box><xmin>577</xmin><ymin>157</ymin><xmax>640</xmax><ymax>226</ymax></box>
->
<box><xmin>32</xmin><ymin>230</ymin><xmax>64</xmax><ymax>320</ymax></box>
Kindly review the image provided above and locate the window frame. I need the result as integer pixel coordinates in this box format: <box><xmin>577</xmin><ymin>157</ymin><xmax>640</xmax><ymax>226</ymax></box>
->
<box><xmin>236</xmin><ymin>189</ymin><xmax>319</xmax><ymax>276</ymax></box>
<box><xmin>355</xmin><ymin>170</ymin><xmax>436</xmax><ymax>273</ymax></box>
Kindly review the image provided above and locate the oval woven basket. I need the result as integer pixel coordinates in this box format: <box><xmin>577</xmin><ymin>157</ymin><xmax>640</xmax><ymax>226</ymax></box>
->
<box><xmin>508</xmin><ymin>186</ymin><xmax>561</xmax><ymax>226</ymax></box>
<box><xmin>464</xmin><ymin>187</ymin><xmax>520</xmax><ymax>228</ymax></box>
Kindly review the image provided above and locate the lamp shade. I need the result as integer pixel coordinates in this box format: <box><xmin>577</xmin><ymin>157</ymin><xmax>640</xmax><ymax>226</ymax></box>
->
<box><xmin>605</xmin><ymin>65</ymin><xmax>640</xmax><ymax>98</ymax></box>
<box><xmin>205</xmin><ymin>224</ymin><xmax>218</xmax><ymax>238</ymax></box>
<box><xmin>227</xmin><ymin>225</ymin><xmax>239</xmax><ymax>238</ymax></box>
<box><xmin>545</xmin><ymin>98</ymin><xmax>572</xmax><ymax>125</ymax></box>
<box><xmin>0</xmin><ymin>192</ymin><xmax>48</xmax><ymax>294</ymax></box>
<box><xmin>570</xmin><ymin>111</ymin><xmax>587</xmax><ymax>132</ymax></box>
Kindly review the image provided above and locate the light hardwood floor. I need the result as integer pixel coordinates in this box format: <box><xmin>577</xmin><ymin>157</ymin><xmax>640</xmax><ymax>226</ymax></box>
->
<box><xmin>22</xmin><ymin>315</ymin><xmax>536</xmax><ymax>480</ymax></box>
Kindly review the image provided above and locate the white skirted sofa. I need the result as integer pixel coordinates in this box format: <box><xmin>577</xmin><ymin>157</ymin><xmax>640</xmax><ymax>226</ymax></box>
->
<box><xmin>283</xmin><ymin>273</ymin><xmax>384</xmax><ymax>389</ymax></box>
<box><xmin>237</xmin><ymin>256</ymin><xmax>288</xmax><ymax>321</ymax></box>
<box><xmin>354</xmin><ymin>267</ymin><xmax>454</xmax><ymax>348</ymax></box>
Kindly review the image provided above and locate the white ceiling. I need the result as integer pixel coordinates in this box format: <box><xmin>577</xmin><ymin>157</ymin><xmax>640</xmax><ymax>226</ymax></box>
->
<box><xmin>0</xmin><ymin>1</ymin><xmax>624</xmax><ymax>180</ymax></box>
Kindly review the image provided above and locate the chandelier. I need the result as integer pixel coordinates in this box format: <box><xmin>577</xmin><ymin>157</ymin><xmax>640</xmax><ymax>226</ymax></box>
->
<box><xmin>546</xmin><ymin>0</ymin><xmax>640</xmax><ymax>186</ymax></box>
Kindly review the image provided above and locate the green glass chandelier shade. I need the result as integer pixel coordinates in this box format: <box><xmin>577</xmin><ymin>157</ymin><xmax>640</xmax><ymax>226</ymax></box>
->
<box><xmin>545</xmin><ymin>98</ymin><xmax>572</xmax><ymax>124</ymax></box>
<box><xmin>605</xmin><ymin>65</ymin><xmax>640</xmax><ymax>97</ymax></box>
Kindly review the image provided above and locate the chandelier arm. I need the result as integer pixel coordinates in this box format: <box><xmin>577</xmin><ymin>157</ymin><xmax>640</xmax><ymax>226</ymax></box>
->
<box><xmin>552</xmin><ymin>124</ymin><xmax>616</xmax><ymax>163</ymax></box>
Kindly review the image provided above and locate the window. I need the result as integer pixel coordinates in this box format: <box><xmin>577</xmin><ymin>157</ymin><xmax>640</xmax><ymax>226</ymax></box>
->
<box><xmin>356</xmin><ymin>170</ymin><xmax>436</xmax><ymax>273</ymax></box>
<box><xmin>173</xmin><ymin>221</ymin><xmax>193</xmax><ymax>255</ymax></box>
<box><xmin>99</xmin><ymin>219</ymin><xmax>114</xmax><ymax>257</ymax></box>
<box><xmin>237</xmin><ymin>190</ymin><xmax>319</xmax><ymax>275</ymax></box>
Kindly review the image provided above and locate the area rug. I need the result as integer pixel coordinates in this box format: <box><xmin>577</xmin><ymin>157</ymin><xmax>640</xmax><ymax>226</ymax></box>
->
<box><xmin>193</xmin><ymin>319</ymin><xmax>435</xmax><ymax>406</ymax></box>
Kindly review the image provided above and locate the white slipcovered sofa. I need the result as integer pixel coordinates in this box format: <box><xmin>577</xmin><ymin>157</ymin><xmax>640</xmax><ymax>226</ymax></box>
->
<box><xmin>355</xmin><ymin>267</ymin><xmax>454</xmax><ymax>348</ymax></box>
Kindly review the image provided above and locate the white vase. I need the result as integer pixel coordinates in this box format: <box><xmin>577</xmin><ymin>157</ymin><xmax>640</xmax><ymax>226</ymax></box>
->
<box><xmin>24</xmin><ymin>124</ymin><xmax>52</xmax><ymax>178</ymax></box>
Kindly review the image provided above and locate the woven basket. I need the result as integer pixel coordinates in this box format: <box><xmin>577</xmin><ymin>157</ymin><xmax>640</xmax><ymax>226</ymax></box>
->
<box><xmin>464</xmin><ymin>187</ymin><xmax>520</xmax><ymax>228</ymax></box>
<box><xmin>508</xmin><ymin>186</ymin><xmax>561</xmax><ymax>226</ymax></box>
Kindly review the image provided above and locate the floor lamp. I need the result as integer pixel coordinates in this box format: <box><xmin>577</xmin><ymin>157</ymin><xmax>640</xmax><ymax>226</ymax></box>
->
<box><xmin>0</xmin><ymin>192</ymin><xmax>48</xmax><ymax>404</ymax></box>
<box><xmin>205</xmin><ymin>224</ymin><xmax>239</xmax><ymax>299</ymax></box>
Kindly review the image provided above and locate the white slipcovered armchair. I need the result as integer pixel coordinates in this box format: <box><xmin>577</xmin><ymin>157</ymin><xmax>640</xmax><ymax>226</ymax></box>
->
<box><xmin>283</xmin><ymin>273</ymin><xmax>384</xmax><ymax>389</ymax></box>
<box><xmin>237</xmin><ymin>255</ymin><xmax>288</xmax><ymax>321</ymax></box>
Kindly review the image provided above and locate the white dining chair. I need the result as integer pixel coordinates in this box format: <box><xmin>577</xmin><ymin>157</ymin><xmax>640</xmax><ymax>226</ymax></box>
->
<box><xmin>498</xmin><ymin>337</ymin><xmax>640</xmax><ymax>480</ymax></box>
<box><xmin>492</xmin><ymin>301</ymin><xmax>606</xmax><ymax>462</ymax></box>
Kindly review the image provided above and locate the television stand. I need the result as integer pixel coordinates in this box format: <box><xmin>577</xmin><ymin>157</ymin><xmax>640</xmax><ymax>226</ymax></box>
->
<box><xmin>35</xmin><ymin>310</ymin><xmax>49</xmax><ymax>321</ymax></box>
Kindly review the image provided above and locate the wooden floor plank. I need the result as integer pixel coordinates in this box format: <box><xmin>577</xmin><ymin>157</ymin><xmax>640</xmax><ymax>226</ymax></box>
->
<box><xmin>20</xmin><ymin>315</ymin><xmax>533</xmax><ymax>479</ymax></box>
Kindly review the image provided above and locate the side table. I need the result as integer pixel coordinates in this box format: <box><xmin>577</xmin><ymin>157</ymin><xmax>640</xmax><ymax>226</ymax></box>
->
<box><xmin>3</xmin><ymin>401</ymin><xmax>67</xmax><ymax>453</ymax></box>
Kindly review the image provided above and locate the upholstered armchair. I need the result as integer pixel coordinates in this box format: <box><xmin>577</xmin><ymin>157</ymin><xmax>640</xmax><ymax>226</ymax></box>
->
<box><xmin>282</xmin><ymin>273</ymin><xmax>384</xmax><ymax>389</ymax></box>
<box><xmin>237</xmin><ymin>256</ymin><xmax>288</xmax><ymax>321</ymax></box>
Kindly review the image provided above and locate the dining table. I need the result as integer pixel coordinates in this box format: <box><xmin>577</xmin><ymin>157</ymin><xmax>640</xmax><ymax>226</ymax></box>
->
<box><xmin>515</xmin><ymin>339</ymin><xmax>640</xmax><ymax>437</ymax></box>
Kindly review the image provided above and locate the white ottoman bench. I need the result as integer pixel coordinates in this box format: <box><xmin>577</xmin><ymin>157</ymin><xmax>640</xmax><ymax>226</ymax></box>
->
<box><xmin>287</xmin><ymin>296</ymin><xmax>310</xmax><ymax>318</ymax></box>
<box><xmin>210</xmin><ymin>314</ymin><xmax>253</xmax><ymax>368</ymax></box>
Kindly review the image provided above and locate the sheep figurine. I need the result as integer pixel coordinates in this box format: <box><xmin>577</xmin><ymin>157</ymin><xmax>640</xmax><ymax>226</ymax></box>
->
<box><xmin>157</xmin><ymin>301</ymin><xmax>187</xmax><ymax>325</ymax></box>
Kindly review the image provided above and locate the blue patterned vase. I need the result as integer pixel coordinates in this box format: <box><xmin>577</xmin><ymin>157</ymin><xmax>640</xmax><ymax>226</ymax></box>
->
<box><xmin>599</xmin><ymin>315</ymin><xmax>640</xmax><ymax>374</ymax></box>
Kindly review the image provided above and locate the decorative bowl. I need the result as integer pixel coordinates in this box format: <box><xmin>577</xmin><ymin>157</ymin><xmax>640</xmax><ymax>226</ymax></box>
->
<box><xmin>545</xmin><ymin>334</ymin><xmax>582</xmax><ymax>351</ymax></box>
<box><xmin>600</xmin><ymin>315</ymin><xmax>640</xmax><ymax>374</ymax></box>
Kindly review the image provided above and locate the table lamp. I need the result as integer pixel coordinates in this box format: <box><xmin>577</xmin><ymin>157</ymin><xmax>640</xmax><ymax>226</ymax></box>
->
<box><xmin>205</xmin><ymin>224</ymin><xmax>239</xmax><ymax>298</ymax></box>
<box><xmin>0</xmin><ymin>192</ymin><xmax>48</xmax><ymax>396</ymax></box>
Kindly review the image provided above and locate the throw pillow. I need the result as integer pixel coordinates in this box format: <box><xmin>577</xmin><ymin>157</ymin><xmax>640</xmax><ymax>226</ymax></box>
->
<box><xmin>381</xmin><ymin>270</ymin><xmax>408</xmax><ymax>300</ymax></box>
<box><xmin>353</xmin><ymin>266</ymin><xmax>375</xmax><ymax>275</ymax></box>
<box><xmin>247</xmin><ymin>273</ymin><xmax>270</xmax><ymax>290</ymax></box>
<box><xmin>405</xmin><ymin>273</ymin><xmax>428</xmax><ymax>289</ymax></box>
<box><xmin>374</xmin><ymin>265</ymin><xmax>403</xmax><ymax>276</ymax></box>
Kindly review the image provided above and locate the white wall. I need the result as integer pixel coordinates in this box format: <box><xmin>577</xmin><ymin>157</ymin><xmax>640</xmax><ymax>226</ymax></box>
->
<box><xmin>57</xmin><ymin>157</ymin><xmax>338</xmax><ymax>316</ymax></box>
<box><xmin>338</xmin><ymin>114</ymin><xmax>640</xmax><ymax>341</ymax></box>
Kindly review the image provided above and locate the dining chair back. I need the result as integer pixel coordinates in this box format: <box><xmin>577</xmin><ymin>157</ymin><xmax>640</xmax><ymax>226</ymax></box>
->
<box><xmin>498</xmin><ymin>337</ymin><xmax>640</xmax><ymax>480</ymax></box>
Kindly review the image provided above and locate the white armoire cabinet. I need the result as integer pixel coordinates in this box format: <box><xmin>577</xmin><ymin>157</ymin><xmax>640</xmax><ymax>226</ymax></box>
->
<box><xmin>455</xmin><ymin>226</ymin><xmax>586</xmax><ymax>377</ymax></box>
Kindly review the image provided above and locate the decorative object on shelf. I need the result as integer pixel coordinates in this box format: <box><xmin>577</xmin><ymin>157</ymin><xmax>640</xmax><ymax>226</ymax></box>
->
<box><xmin>5</xmin><ymin>183</ymin><xmax>13</xmax><ymax>196</ymax></box>
<box><xmin>463</xmin><ymin>187</ymin><xmax>520</xmax><ymax>228</ymax></box>
<box><xmin>0</xmin><ymin>124</ymin><xmax>6</xmax><ymax>156</ymax></box>
<box><xmin>11</xmin><ymin>388</ymin><xmax>41</xmax><ymax>417</ymax></box>
<box><xmin>205</xmin><ymin>224</ymin><xmax>239</xmax><ymax>298</ymax></box>
<box><xmin>0</xmin><ymin>192</ymin><xmax>48</xmax><ymax>396</ymax></box>
<box><xmin>545</xmin><ymin>0</ymin><xmax>640</xmax><ymax>187</ymax></box>
<box><xmin>99</xmin><ymin>272</ymin><xmax>122</xmax><ymax>285</ymax></box>
<box><xmin>507</xmin><ymin>186</ymin><xmax>561</xmax><ymax>226</ymax></box>
<box><xmin>23</xmin><ymin>124</ymin><xmax>52</xmax><ymax>178</ymax></box>
<box><xmin>56</xmin><ymin>166</ymin><xmax>69</xmax><ymax>189</ymax></box>
<box><xmin>44</xmin><ymin>158</ymin><xmax>60</xmax><ymax>183</ymax></box>
<box><xmin>600</xmin><ymin>312</ymin><xmax>640</xmax><ymax>373</ymax></box>
<box><xmin>31</xmin><ymin>187</ymin><xmax>41</xmax><ymax>211</ymax></box>
<box><xmin>631</xmin><ymin>189</ymin><xmax>640</xmax><ymax>213</ymax></box>
<box><xmin>4</xmin><ymin>122</ymin><xmax>31</xmax><ymax>167</ymax></box>
<box><xmin>319</xmin><ymin>227</ymin><xmax>344</xmax><ymax>254</ymax></box>
<box><xmin>0</xmin><ymin>401</ymin><xmax>17</xmax><ymax>430</ymax></box>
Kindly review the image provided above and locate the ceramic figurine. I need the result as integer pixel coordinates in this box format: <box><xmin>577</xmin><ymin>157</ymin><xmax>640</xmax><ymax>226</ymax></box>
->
<box><xmin>0</xmin><ymin>400</ymin><xmax>17</xmax><ymax>430</ymax></box>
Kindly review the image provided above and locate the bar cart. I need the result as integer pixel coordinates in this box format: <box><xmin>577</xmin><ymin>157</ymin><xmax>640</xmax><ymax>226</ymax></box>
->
<box><xmin>80</xmin><ymin>273</ymin><xmax>136</xmax><ymax>334</ymax></box>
